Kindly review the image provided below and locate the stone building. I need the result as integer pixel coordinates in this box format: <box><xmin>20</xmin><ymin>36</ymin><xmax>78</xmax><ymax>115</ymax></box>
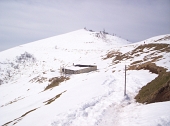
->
<box><xmin>62</xmin><ymin>64</ymin><xmax>97</xmax><ymax>74</ymax></box>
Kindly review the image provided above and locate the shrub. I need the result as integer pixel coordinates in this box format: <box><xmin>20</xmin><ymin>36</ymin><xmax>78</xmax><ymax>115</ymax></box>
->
<box><xmin>16</xmin><ymin>52</ymin><xmax>36</xmax><ymax>64</ymax></box>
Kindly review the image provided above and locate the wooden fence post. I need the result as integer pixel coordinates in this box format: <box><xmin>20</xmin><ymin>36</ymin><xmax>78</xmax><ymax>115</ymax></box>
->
<box><xmin>124</xmin><ymin>65</ymin><xmax>126</xmax><ymax>96</ymax></box>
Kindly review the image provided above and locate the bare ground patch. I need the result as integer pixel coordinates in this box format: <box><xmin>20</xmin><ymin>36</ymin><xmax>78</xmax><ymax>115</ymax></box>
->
<box><xmin>154</xmin><ymin>35</ymin><xmax>170</xmax><ymax>42</ymax></box>
<box><xmin>103</xmin><ymin>50</ymin><xmax>122</xmax><ymax>60</ymax></box>
<box><xmin>2</xmin><ymin>90</ymin><xmax>67</xmax><ymax>125</ymax></box>
<box><xmin>43</xmin><ymin>91</ymin><xmax>66</xmax><ymax>105</ymax></box>
<box><xmin>135</xmin><ymin>70</ymin><xmax>170</xmax><ymax>104</ymax></box>
<box><xmin>103</xmin><ymin>43</ymin><xmax>170</xmax><ymax>65</ymax></box>
<box><xmin>128</xmin><ymin>62</ymin><xmax>166</xmax><ymax>74</ymax></box>
<box><xmin>128</xmin><ymin>62</ymin><xmax>170</xmax><ymax>104</ymax></box>
<box><xmin>44</xmin><ymin>76</ymin><xmax>69</xmax><ymax>91</ymax></box>
<box><xmin>103</xmin><ymin>43</ymin><xmax>170</xmax><ymax>104</ymax></box>
<box><xmin>2</xmin><ymin>108</ymin><xmax>38</xmax><ymax>126</ymax></box>
<box><xmin>0</xmin><ymin>97</ymin><xmax>24</xmax><ymax>108</ymax></box>
<box><xmin>29</xmin><ymin>76</ymin><xmax>48</xmax><ymax>83</ymax></box>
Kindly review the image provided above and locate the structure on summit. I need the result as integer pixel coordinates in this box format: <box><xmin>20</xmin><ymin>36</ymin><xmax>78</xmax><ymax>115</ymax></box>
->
<box><xmin>61</xmin><ymin>64</ymin><xmax>97</xmax><ymax>74</ymax></box>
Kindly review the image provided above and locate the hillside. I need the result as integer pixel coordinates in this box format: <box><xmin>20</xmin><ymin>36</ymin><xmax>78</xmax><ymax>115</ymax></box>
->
<box><xmin>0</xmin><ymin>29</ymin><xmax>170</xmax><ymax>126</ymax></box>
<box><xmin>104</xmin><ymin>35</ymin><xmax>170</xmax><ymax>104</ymax></box>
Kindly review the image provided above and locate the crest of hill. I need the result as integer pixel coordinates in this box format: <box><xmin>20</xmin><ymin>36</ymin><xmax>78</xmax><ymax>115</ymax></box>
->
<box><xmin>0</xmin><ymin>29</ymin><xmax>130</xmax><ymax>61</ymax></box>
<box><xmin>0</xmin><ymin>31</ymin><xmax>170</xmax><ymax>126</ymax></box>
<box><xmin>133</xmin><ymin>34</ymin><xmax>170</xmax><ymax>45</ymax></box>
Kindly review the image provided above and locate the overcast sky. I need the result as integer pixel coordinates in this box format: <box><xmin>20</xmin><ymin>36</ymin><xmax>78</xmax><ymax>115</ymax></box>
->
<box><xmin>0</xmin><ymin>0</ymin><xmax>170</xmax><ymax>51</ymax></box>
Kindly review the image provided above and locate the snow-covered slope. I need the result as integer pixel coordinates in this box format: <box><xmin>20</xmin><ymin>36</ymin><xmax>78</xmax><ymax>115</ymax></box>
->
<box><xmin>0</xmin><ymin>29</ymin><xmax>170</xmax><ymax>126</ymax></box>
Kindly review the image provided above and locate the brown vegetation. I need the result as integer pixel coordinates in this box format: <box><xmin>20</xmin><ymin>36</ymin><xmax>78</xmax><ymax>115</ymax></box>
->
<box><xmin>154</xmin><ymin>35</ymin><xmax>170</xmax><ymax>42</ymax></box>
<box><xmin>2</xmin><ymin>108</ymin><xmax>38</xmax><ymax>126</ymax></box>
<box><xmin>103</xmin><ymin>43</ymin><xmax>170</xmax><ymax>65</ymax></box>
<box><xmin>135</xmin><ymin>70</ymin><xmax>170</xmax><ymax>104</ymax></box>
<box><xmin>130</xmin><ymin>62</ymin><xmax>170</xmax><ymax>104</ymax></box>
<box><xmin>128</xmin><ymin>62</ymin><xmax>166</xmax><ymax>74</ymax></box>
<box><xmin>103</xmin><ymin>50</ymin><xmax>122</xmax><ymax>60</ymax></box>
<box><xmin>1</xmin><ymin>97</ymin><xmax>24</xmax><ymax>107</ymax></box>
<box><xmin>44</xmin><ymin>76</ymin><xmax>69</xmax><ymax>91</ymax></box>
<box><xmin>104</xmin><ymin>43</ymin><xmax>170</xmax><ymax>104</ymax></box>
<box><xmin>29</xmin><ymin>76</ymin><xmax>47</xmax><ymax>83</ymax></box>
<box><xmin>43</xmin><ymin>91</ymin><xmax>66</xmax><ymax>105</ymax></box>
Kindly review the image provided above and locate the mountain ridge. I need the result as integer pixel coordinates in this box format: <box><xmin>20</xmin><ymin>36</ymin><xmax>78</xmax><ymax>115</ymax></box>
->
<box><xmin>0</xmin><ymin>29</ymin><xmax>170</xmax><ymax>126</ymax></box>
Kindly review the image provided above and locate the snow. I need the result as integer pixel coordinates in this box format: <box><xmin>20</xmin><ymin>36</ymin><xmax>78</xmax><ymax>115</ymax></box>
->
<box><xmin>0</xmin><ymin>29</ymin><xmax>170</xmax><ymax>126</ymax></box>
<box><xmin>99</xmin><ymin>101</ymin><xmax>170</xmax><ymax>126</ymax></box>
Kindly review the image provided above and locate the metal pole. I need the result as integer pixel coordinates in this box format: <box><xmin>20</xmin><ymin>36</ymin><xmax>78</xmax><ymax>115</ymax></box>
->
<box><xmin>124</xmin><ymin>65</ymin><xmax>126</xmax><ymax>96</ymax></box>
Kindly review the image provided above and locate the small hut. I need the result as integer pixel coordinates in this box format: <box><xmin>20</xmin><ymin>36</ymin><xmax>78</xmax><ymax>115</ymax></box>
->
<box><xmin>61</xmin><ymin>64</ymin><xmax>97</xmax><ymax>74</ymax></box>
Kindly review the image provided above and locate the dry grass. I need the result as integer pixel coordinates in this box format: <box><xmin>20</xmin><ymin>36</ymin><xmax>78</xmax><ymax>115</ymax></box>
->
<box><xmin>21</xmin><ymin>108</ymin><xmax>38</xmax><ymax>118</ymax></box>
<box><xmin>104</xmin><ymin>43</ymin><xmax>170</xmax><ymax>104</ymax></box>
<box><xmin>128</xmin><ymin>62</ymin><xmax>166</xmax><ymax>74</ymax></box>
<box><xmin>44</xmin><ymin>76</ymin><xmax>69</xmax><ymax>91</ymax></box>
<box><xmin>104</xmin><ymin>43</ymin><xmax>170</xmax><ymax>65</ymax></box>
<box><xmin>2</xmin><ymin>108</ymin><xmax>38</xmax><ymax>126</ymax></box>
<box><xmin>135</xmin><ymin>71</ymin><xmax>170</xmax><ymax>104</ymax></box>
<box><xmin>130</xmin><ymin>60</ymin><xmax>143</xmax><ymax>65</ymax></box>
<box><xmin>154</xmin><ymin>35</ymin><xmax>170</xmax><ymax>42</ymax></box>
<box><xmin>103</xmin><ymin>50</ymin><xmax>122</xmax><ymax>60</ymax></box>
<box><xmin>1</xmin><ymin>97</ymin><xmax>24</xmax><ymax>108</ymax></box>
<box><xmin>143</xmin><ymin>55</ymin><xmax>163</xmax><ymax>62</ymax></box>
<box><xmin>29</xmin><ymin>76</ymin><xmax>47</xmax><ymax>83</ymax></box>
<box><xmin>131</xmin><ymin>43</ymin><xmax>170</xmax><ymax>55</ymax></box>
<box><xmin>128</xmin><ymin>62</ymin><xmax>170</xmax><ymax>104</ymax></box>
<box><xmin>43</xmin><ymin>91</ymin><xmax>66</xmax><ymax>105</ymax></box>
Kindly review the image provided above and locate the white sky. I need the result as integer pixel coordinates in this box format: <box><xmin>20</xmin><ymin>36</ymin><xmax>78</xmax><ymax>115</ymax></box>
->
<box><xmin>0</xmin><ymin>0</ymin><xmax>170</xmax><ymax>51</ymax></box>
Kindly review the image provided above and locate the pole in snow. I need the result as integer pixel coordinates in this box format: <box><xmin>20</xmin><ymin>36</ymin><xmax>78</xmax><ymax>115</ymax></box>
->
<box><xmin>124</xmin><ymin>65</ymin><xmax>126</xmax><ymax>96</ymax></box>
